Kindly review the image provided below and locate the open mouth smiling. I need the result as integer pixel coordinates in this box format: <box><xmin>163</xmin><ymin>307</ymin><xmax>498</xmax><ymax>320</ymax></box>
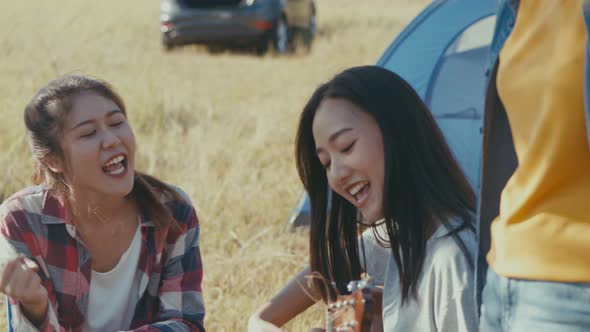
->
<box><xmin>347</xmin><ymin>181</ymin><xmax>370</xmax><ymax>206</ymax></box>
<box><xmin>102</xmin><ymin>154</ymin><xmax>127</xmax><ymax>176</ymax></box>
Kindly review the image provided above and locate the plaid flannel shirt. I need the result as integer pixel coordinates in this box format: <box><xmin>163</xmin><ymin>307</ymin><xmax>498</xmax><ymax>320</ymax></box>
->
<box><xmin>0</xmin><ymin>185</ymin><xmax>205</xmax><ymax>331</ymax></box>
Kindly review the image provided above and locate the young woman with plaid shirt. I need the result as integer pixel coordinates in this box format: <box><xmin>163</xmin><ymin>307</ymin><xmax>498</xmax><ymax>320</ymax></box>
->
<box><xmin>0</xmin><ymin>75</ymin><xmax>205</xmax><ymax>331</ymax></box>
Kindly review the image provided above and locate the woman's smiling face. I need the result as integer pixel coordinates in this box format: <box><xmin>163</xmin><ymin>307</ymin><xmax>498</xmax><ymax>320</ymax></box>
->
<box><xmin>55</xmin><ymin>92</ymin><xmax>136</xmax><ymax>200</ymax></box>
<box><xmin>312</xmin><ymin>97</ymin><xmax>385</xmax><ymax>224</ymax></box>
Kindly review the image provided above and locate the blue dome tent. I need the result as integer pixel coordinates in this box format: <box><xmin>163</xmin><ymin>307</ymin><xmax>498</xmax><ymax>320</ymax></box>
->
<box><xmin>289</xmin><ymin>0</ymin><xmax>497</xmax><ymax>228</ymax></box>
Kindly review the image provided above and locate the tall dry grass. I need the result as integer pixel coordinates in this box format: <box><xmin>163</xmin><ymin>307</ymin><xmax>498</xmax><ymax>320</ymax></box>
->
<box><xmin>0</xmin><ymin>0</ymin><xmax>428</xmax><ymax>330</ymax></box>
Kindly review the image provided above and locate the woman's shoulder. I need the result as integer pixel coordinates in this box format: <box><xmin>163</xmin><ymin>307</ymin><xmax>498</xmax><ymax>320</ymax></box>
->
<box><xmin>0</xmin><ymin>185</ymin><xmax>48</xmax><ymax>218</ymax></box>
<box><xmin>155</xmin><ymin>183</ymin><xmax>192</xmax><ymax>205</ymax></box>
<box><xmin>157</xmin><ymin>183</ymin><xmax>198</xmax><ymax>226</ymax></box>
<box><xmin>427</xmin><ymin>222</ymin><xmax>476</xmax><ymax>276</ymax></box>
<box><xmin>0</xmin><ymin>186</ymin><xmax>53</xmax><ymax>237</ymax></box>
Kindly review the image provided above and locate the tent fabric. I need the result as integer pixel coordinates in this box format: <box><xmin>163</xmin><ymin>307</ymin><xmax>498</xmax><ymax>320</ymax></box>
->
<box><xmin>377</xmin><ymin>0</ymin><xmax>496</xmax><ymax>100</ymax></box>
<box><xmin>289</xmin><ymin>0</ymin><xmax>496</xmax><ymax>228</ymax></box>
<box><xmin>427</xmin><ymin>45</ymin><xmax>489</xmax><ymax>189</ymax></box>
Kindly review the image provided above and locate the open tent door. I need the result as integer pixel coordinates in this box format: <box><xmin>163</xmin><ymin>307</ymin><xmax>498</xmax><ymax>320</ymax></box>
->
<box><xmin>425</xmin><ymin>15</ymin><xmax>495</xmax><ymax>190</ymax></box>
<box><xmin>288</xmin><ymin>0</ymin><xmax>496</xmax><ymax>228</ymax></box>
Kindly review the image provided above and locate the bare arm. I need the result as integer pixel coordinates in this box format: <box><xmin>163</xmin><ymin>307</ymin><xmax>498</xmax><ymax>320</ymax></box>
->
<box><xmin>249</xmin><ymin>266</ymin><xmax>320</xmax><ymax>329</ymax></box>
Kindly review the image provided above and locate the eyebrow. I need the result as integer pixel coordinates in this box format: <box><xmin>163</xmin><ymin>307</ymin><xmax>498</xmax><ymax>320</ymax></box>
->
<box><xmin>71</xmin><ymin>109</ymin><xmax>123</xmax><ymax>130</ymax></box>
<box><xmin>315</xmin><ymin>127</ymin><xmax>353</xmax><ymax>154</ymax></box>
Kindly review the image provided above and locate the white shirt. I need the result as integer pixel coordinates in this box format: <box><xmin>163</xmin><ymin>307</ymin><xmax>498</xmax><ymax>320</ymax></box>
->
<box><xmin>84</xmin><ymin>225</ymin><xmax>142</xmax><ymax>332</ymax></box>
<box><xmin>360</xmin><ymin>221</ymin><xmax>478</xmax><ymax>332</ymax></box>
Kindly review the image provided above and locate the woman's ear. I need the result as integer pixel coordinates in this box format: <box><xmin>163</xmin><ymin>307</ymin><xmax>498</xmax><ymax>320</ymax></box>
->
<box><xmin>43</xmin><ymin>155</ymin><xmax>64</xmax><ymax>173</ymax></box>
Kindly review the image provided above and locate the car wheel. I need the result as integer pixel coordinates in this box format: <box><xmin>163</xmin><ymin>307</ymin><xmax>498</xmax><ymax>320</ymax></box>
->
<box><xmin>255</xmin><ymin>40</ymin><xmax>269</xmax><ymax>56</ymax></box>
<box><xmin>273</xmin><ymin>15</ymin><xmax>290</xmax><ymax>54</ymax></box>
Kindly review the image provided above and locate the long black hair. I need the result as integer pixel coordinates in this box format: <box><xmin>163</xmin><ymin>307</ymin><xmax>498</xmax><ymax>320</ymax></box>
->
<box><xmin>295</xmin><ymin>66</ymin><xmax>475</xmax><ymax>303</ymax></box>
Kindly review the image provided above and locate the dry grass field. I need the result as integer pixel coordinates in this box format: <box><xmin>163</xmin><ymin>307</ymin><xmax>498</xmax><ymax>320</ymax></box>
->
<box><xmin>0</xmin><ymin>0</ymin><xmax>428</xmax><ymax>330</ymax></box>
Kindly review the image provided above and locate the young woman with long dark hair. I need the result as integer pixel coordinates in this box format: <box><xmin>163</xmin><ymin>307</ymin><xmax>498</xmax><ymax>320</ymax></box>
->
<box><xmin>249</xmin><ymin>66</ymin><xmax>477</xmax><ymax>331</ymax></box>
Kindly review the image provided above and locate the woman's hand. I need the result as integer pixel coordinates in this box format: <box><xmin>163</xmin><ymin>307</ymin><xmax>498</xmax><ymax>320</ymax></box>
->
<box><xmin>0</xmin><ymin>256</ymin><xmax>48</xmax><ymax>324</ymax></box>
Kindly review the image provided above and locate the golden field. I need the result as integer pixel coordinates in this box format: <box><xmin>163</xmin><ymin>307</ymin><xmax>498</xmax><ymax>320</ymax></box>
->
<box><xmin>0</xmin><ymin>0</ymin><xmax>428</xmax><ymax>330</ymax></box>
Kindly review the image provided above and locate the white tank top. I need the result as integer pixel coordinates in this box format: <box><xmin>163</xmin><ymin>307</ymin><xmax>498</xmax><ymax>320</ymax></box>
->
<box><xmin>84</xmin><ymin>225</ymin><xmax>142</xmax><ymax>332</ymax></box>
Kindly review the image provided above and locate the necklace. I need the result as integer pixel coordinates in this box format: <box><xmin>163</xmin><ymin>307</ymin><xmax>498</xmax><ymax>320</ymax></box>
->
<box><xmin>357</xmin><ymin>217</ymin><xmax>386</xmax><ymax>227</ymax></box>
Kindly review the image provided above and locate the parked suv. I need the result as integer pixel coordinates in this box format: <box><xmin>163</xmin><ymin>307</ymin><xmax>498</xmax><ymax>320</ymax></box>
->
<box><xmin>160</xmin><ymin>0</ymin><xmax>317</xmax><ymax>54</ymax></box>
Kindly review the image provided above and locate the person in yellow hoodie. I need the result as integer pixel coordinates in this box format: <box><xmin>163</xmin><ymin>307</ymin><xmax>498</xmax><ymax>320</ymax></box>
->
<box><xmin>478</xmin><ymin>1</ymin><xmax>590</xmax><ymax>330</ymax></box>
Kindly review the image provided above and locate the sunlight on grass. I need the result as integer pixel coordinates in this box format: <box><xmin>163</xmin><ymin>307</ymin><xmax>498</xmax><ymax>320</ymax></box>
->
<box><xmin>0</xmin><ymin>0</ymin><xmax>428</xmax><ymax>330</ymax></box>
